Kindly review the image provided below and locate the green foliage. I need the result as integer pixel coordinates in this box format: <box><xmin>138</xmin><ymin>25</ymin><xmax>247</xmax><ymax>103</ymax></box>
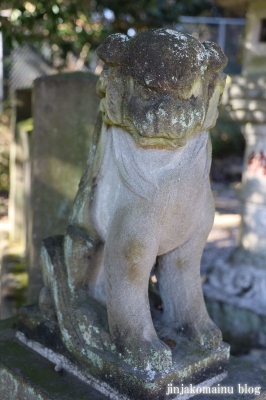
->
<box><xmin>0</xmin><ymin>0</ymin><xmax>213</xmax><ymax>65</ymax></box>
<box><xmin>210</xmin><ymin>107</ymin><xmax>245</xmax><ymax>159</ymax></box>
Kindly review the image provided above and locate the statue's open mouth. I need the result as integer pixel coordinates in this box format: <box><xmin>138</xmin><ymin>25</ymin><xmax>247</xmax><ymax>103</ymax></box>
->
<box><xmin>133</xmin><ymin>130</ymin><xmax>190</xmax><ymax>149</ymax></box>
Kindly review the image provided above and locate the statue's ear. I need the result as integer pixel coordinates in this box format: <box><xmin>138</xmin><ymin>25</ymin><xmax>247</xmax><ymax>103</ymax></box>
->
<box><xmin>96</xmin><ymin>33</ymin><xmax>129</xmax><ymax>66</ymax></box>
<box><xmin>203</xmin><ymin>41</ymin><xmax>228</xmax><ymax>72</ymax></box>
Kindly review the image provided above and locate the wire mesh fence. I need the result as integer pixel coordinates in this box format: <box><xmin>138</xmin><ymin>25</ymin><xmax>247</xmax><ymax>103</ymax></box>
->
<box><xmin>177</xmin><ymin>16</ymin><xmax>246</xmax><ymax>75</ymax></box>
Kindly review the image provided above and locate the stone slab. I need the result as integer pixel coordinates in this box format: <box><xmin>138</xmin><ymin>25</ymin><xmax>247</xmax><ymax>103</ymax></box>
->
<box><xmin>0</xmin><ymin>317</ymin><xmax>266</xmax><ymax>400</ymax></box>
<box><xmin>28</xmin><ymin>72</ymin><xmax>100</xmax><ymax>303</ymax></box>
<box><xmin>0</xmin><ymin>317</ymin><xmax>108</xmax><ymax>400</ymax></box>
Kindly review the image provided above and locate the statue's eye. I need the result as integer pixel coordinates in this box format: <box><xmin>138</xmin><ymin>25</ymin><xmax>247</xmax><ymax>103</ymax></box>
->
<box><xmin>176</xmin><ymin>85</ymin><xmax>193</xmax><ymax>101</ymax></box>
<box><xmin>96</xmin><ymin>70</ymin><xmax>108</xmax><ymax>99</ymax></box>
<box><xmin>141</xmin><ymin>87</ymin><xmax>152</xmax><ymax>101</ymax></box>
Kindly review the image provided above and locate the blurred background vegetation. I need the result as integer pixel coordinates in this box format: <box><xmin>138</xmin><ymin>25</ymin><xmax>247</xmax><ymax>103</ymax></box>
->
<box><xmin>1</xmin><ymin>0</ymin><xmax>237</xmax><ymax>67</ymax></box>
<box><xmin>0</xmin><ymin>0</ymin><xmax>245</xmax><ymax>199</ymax></box>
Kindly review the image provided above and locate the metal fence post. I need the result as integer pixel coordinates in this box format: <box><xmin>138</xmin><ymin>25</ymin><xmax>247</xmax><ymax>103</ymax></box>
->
<box><xmin>218</xmin><ymin>20</ymin><xmax>227</xmax><ymax>50</ymax></box>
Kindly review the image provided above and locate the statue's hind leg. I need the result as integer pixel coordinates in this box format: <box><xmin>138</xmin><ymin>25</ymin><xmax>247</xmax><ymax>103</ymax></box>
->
<box><xmin>63</xmin><ymin>113</ymin><xmax>106</xmax><ymax>303</ymax></box>
<box><xmin>155</xmin><ymin>195</ymin><xmax>222</xmax><ymax>350</ymax></box>
<box><xmin>64</xmin><ymin>226</ymin><xmax>106</xmax><ymax>304</ymax></box>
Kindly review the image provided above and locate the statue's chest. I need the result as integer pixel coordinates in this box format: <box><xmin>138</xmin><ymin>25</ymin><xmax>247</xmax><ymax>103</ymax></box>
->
<box><xmin>111</xmin><ymin>127</ymin><xmax>211</xmax><ymax>198</ymax></box>
<box><xmin>92</xmin><ymin>127</ymin><xmax>211</xmax><ymax>240</ymax></box>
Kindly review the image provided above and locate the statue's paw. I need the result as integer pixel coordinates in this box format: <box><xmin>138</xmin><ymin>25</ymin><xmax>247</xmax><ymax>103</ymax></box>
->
<box><xmin>121</xmin><ymin>337</ymin><xmax>172</xmax><ymax>372</ymax></box>
<box><xmin>184</xmin><ymin>318</ymin><xmax>222</xmax><ymax>350</ymax></box>
<box><xmin>39</xmin><ymin>286</ymin><xmax>57</xmax><ymax>322</ymax></box>
<box><xmin>148</xmin><ymin>337</ymin><xmax>173</xmax><ymax>371</ymax></box>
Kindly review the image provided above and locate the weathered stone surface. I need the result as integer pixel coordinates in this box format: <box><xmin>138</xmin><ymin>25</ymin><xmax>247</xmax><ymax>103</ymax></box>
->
<box><xmin>0</xmin><ymin>317</ymin><xmax>108</xmax><ymax>400</ymax></box>
<box><xmin>204</xmin><ymin>248</ymin><xmax>266</xmax><ymax>351</ymax></box>
<box><xmin>36</xmin><ymin>235</ymin><xmax>229</xmax><ymax>399</ymax></box>
<box><xmin>17</xmin><ymin>304</ymin><xmax>229</xmax><ymax>400</ymax></box>
<box><xmin>205</xmin><ymin>296</ymin><xmax>266</xmax><ymax>352</ymax></box>
<box><xmin>28</xmin><ymin>72</ymin><xmax>100</xmax><ymax>302</ymax></box>
<box><xmin>96</xmin><ymin>29</ymin><xmax>227</xmax><ymax>149</ymax></box>
<box><xmin>206</xmin><ymin>248</ymin><xmax>266</xmax><ymax>313</ymax></box>
<box><xmin>0</xmin><ymin>318</ymin><xmax>265</xmax><ymax>400</ymax></box>
<box><xmin>195</xmin><ymin>357</ymin><xmax>266</xmax><ymax>399</ymax></box>
<box><xmin>36</xmin><ymin>29</ymin><xmax>229</xmax><ymax>397</ymax></box>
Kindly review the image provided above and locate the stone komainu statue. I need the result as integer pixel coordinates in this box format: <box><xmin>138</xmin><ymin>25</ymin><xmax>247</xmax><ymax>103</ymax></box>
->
<box><xmin>39</xmin><ymin>28</ymin><xmax>227</xmax><ymax>372</ymax></box>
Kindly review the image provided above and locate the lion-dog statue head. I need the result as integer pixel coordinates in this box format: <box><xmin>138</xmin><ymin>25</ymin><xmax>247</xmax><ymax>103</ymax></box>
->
<box><xmin>96</xmin><ymin>28</ymin><xmax>227</xmax><ymax>149</ymax></box>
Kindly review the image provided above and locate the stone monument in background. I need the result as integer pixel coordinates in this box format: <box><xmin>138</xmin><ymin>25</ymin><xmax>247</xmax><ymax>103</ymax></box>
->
<box><xmin>16</xmin><ymin>29</ymin><xmax>231</xmax><ymax>399</ymax></box>
<box><xmin>28</xmin><ymin>72</ymin><xmax>100</xmax><ymax>302</ymax></box>
<box><xmin>1</xmin><ymin>72</ymin><xmax>101</xmax><ymax>318</ymax></box>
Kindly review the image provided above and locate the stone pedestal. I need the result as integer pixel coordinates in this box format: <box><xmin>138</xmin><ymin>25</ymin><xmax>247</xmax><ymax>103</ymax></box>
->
<box><xmin>0</xmin><ymin>317</ymin><xmax>265</xmax><ymax>400</ymax></box>
<box><xmin>16</xmin><ymin>304</ymin><xmax>229</xmax><ymax>400</ymax></box>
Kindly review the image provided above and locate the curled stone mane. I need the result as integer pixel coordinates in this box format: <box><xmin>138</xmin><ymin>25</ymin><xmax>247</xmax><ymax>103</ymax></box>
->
<box><xmin>96</xmin><ymin>29</ymin><xmax>227</xmax><ymax>149</ymax></box>
<box><xmin>124</xmin><ymin>29</ymin><xmax>208</xmax><ymax>90</ymax></box>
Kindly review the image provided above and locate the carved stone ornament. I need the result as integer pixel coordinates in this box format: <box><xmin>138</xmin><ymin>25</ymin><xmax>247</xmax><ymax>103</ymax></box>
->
<box><xmin>22</xmin><ymin>29</ymin><xmax>229</xmax><ymax>398</ymax></box>
<box><xmin>205</xmin><ymin>248</ymin><xmax>266</xmax><ymax>315</ymax></box>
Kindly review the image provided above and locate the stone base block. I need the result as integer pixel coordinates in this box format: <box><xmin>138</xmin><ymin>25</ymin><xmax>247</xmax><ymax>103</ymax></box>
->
<box><xmin>16</xmin><ymin>304</ymin><xmax>229</xmax><ymax>400</ymax></box>
<box><xmin>1</xmin><ymin>317</ymin><xmax>266</xmax><ymax>400</ymax></box>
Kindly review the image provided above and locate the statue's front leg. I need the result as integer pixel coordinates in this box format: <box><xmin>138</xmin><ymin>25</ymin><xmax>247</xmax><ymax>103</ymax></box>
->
<box><xmin>104</xmin><ymin>210</ymin><xmax>172</xmax><ymax>371</ymax></box>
